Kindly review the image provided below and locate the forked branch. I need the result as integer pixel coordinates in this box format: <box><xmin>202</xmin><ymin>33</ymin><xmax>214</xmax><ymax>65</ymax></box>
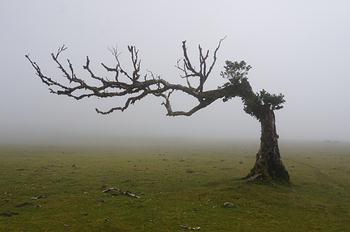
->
<box><xmin>26</xmin><ymin>40</ymin><xmax>227</xmax><ymax>116</ymax></box>
<box><xmin>26</xmin><ymin>39</ymin><xmax>283</xmax><ymax>119</ymax></box>
<box><xmin>176</xmin><ymin>37</ymin><xmax>225</xmax><ymax>92</ymax></box>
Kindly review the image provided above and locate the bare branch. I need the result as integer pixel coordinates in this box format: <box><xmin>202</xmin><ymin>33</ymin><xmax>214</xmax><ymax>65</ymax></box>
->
<box><xmin>83</xmin><ymin>56</ymin><xmax>105</xmax><ymax>83</ymax></box>
<box><xmin>176</xmin><ymin>38</ymin><xmax>225</xmax><ymax>92</ymax></box>
<box><xmin>54</xmin><ymin>45</ymin><xmax>67</xmax><ymax>59</ymax></box>
<box><xmin>26</xmin><ymin>40</ymin><xmax>235</xmax><ymax>117</ymax></box>
<box><xmin>206</xmin><ymin>36</ymin><xmax>226</xmax><ymax>77</ymax></box>
<box><xmin>160</xmin><ymin>93</ymin><xmax>214</xmax><ymax>116</ymax></box>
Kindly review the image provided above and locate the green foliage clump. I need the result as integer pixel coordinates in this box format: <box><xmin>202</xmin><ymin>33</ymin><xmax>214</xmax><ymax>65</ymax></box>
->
<box><xmin>221</xmin><ymin>60</ymin><xmax>252</xmax><ymax>85</ymax></box>
<box><xmin>220</xmin><ymin>60</ymin><xmax>285</xmax><ymax>118</ymax></box>
<box><xmin>258</xmin><ymin>89</ymin><xmax>285</xmax><ymax>110</ymax></box>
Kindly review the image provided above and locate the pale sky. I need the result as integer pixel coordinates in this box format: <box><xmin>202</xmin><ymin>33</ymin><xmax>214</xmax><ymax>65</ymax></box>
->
<box><xmin>1</xmin><ymin>0</ymin><xmax>349</xmax><ymax>144</ymax></box>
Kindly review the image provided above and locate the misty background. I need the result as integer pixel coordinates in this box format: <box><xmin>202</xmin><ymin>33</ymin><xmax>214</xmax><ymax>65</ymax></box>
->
<box><xmin>1</xmin><ymin>0</ymin><xmax>349</xmax><ymax>145</ymax></box>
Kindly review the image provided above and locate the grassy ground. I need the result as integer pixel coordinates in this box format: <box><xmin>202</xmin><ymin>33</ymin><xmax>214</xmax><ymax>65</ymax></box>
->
<box><xmin>0</xmin><ymin>140</ymin><xmax>349</xmax><ymax>231</ymax></box>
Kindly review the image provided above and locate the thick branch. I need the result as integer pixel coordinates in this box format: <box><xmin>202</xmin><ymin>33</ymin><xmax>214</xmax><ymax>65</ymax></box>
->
<box><xmin>26</xmin><ymin>40</ymin><xmax>283</xmax><ymax>119</ymax></box>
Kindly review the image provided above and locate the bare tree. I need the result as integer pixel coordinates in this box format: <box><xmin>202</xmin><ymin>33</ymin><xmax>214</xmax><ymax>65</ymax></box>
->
<box><xmin>26</xmin><ymin>40</ymin><xmax>289</xmax><ymax>182</ymax></box>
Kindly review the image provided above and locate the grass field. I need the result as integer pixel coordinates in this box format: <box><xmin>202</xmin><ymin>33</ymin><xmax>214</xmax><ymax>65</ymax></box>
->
<box><xmin>0</xmin><ymin>140</ymin><xmax>349</xmax><ymax>231</ymax></box>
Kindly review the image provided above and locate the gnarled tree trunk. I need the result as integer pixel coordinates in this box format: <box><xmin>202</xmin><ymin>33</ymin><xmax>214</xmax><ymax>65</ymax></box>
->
<box><xmin>246</xmin><ymin>109</ymin><xmax>289</xmax><ymax>182</ymax></box>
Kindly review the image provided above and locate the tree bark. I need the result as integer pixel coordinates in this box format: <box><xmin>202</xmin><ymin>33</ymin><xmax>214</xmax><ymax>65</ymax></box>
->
<box><xmin>246</xmin><ymin>109</ymin><xmax>290</xmax><ymax>182</ymax></box>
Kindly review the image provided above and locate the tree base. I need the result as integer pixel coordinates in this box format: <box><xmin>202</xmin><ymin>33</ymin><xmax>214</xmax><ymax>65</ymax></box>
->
<box><xmin>244</xmin><ymin>109</ymin><xmax>290</xmax><ymax>184</ymax></box>
<box><xmin>245</xmin><ymin>151</ymin><xmax>290</xmax><ymax>183</ymax></box>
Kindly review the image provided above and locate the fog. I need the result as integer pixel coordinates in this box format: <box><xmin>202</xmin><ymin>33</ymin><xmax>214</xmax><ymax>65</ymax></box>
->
<box><xmin>1</xmin><ymin>0</ymin><xmax>349</xmax><ymax>145</ymax></box>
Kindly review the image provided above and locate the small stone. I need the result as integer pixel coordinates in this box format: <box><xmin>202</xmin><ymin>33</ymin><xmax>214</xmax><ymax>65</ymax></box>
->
<box><xmin>223</xmin><ymin>202</ymin><xmax>235</xmax><ymax>208</ymax></box>
<box><xmin>179</xmin><ymin>224</ymin><xmax>201</xmax><ymax>230</ymax></box>
<box><xmin>30</xmin><ymin>195</ymin><xmax>47</xmax><ymax>200</ymax></box>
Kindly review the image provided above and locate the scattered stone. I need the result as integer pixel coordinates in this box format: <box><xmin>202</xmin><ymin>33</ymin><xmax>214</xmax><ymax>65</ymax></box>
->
<box><xmin>0</xmin><ymin>211</ymin><xmax>18</xmax><ymax>217</ymax></box>
<box><xmin>30</xmin><ymin>195</ymin><xmax>47</xmax><ymax>200</ymax></box>
<box><xmin>72</xmin><ymin>164</ymin><xmax>77</xmax><ymax>168</ymax></box>
<box><xmin>223</xmin><ymin>202</ymin><xmax>236</xmax><ymax>208</ymax></box>
<box><xmin>246</xmin><ymin>174</ymin><xmax>263</xmax><ymax>182</ymax></box>
<box><xmin>104</xmin><ymin>217</ymin><xmax>110</xmax><ymax>223</ymax></box>
<box><xmin>179</xmin><ymin>224</ymin><xmax>201</xmax><ymax>230</ymax></box>
<box><xmin>102</xmin><ymin>187</ymin><xmax>140</xmax><ymax>198</ymax></box>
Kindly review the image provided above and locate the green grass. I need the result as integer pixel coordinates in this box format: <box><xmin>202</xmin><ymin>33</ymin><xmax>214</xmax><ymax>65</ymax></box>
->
<box><xmin>0</xmin><ymin>141</ymin><xmax>349</xmax><ymax>231</ymax></box>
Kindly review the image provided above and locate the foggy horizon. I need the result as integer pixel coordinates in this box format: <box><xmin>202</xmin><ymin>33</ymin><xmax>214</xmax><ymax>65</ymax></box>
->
<box><xmin>1</xmin><ymin>0</ymin><xmax>350</xmax><ymax>145</ymax></box>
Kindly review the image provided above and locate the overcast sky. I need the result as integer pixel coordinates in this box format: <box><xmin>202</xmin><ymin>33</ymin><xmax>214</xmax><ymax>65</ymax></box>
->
<box><xmin>1</xmin><ymin>0</ymin><xmax>349</xmax><ymax>144</ymax></box>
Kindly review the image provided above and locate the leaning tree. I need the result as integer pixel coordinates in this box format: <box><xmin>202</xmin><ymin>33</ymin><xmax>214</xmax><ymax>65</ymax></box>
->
<box><xmin>26</xmin><ymin>39</ymin><xmax>290</xmax><ymax>182</ymax></box>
